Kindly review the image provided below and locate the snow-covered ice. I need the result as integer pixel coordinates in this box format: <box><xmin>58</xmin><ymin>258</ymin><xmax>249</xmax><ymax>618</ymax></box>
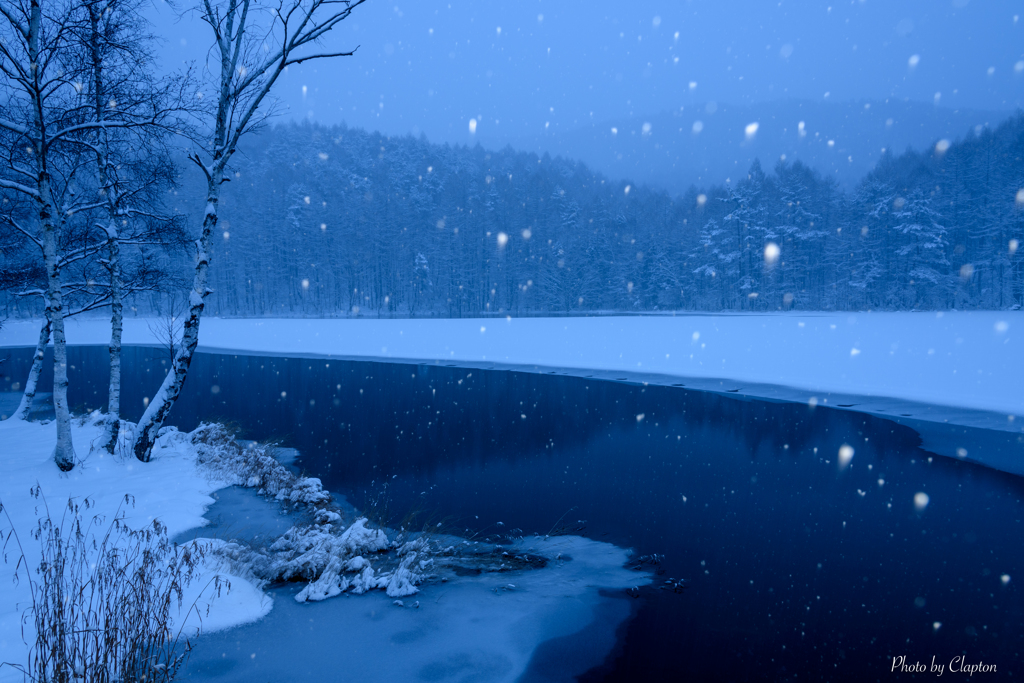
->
<box><xmin>1</xmin><ymin>311</ymin><xmax>1020</xmax><ymax>425</ymax></box>
<box><xmin>177</xmin><ymin>485</ymin><xmax>652</xmax><ymax>682</ymax></box>
<box><xmin>181</xmin><ymin>510</ymin><xmax>647</xmax><ymax>683</ymax></box>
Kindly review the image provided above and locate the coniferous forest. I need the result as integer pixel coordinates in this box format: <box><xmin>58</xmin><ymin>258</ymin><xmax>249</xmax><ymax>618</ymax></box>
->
<box><xmin>5</xmin><ymin>114</ymin><xmax>1024</xmax><ymax>318</ymax></box>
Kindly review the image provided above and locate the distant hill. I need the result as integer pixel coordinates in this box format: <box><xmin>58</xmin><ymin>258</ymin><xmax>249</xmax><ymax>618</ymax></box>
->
<box><xmin>506</xmin><ymin>99</ymin><xmax>1013</xmax><ymax>194</ymax></box>
<box><xmin>6</xmin><ymin>111</ymin><xmax>1023</xmax><ymax>320</ymax></box>
<box><xmin>167</xmin><ymin>114</ymin><xmax>1024</xmax><ymax>318</ymax></box>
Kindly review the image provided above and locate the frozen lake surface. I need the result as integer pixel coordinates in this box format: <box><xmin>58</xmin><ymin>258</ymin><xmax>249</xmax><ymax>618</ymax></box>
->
<box><xmin>2</xmin><ymin>346</ymin><xmax>1023</xmax><ymax>680</ymax></box>
<box><xmin>2</xmin><ymin>313</ymin><xmax>1022</xmax><ymax>432</ymax></box>
<box><xmin>174</xmin><ymin>485</ymin><xmax>644</xmax><ymax>683</ymax></box>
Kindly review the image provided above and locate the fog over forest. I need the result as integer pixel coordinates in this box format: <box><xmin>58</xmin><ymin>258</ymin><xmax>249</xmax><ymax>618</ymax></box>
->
<box><xmin>181</xmin><ymin>112</ymin><xmax>1024</xmax><ymax>317</ymax></box>
<box><xmin>4</xmin><ymin>112</ymin><xmax>1023</xmax><ymax>319</ymax></box>
<box><xmin>3</xmin><ymin>1</ymin><xmax>1023</xmax><ymax>320</ymax></box>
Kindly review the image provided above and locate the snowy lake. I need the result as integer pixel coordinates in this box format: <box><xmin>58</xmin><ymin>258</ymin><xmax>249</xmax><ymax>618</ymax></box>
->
<box><xmin>3</xmin><ymin>345</ymin><xmax>1024</xmax><ymax>680</ymax></box>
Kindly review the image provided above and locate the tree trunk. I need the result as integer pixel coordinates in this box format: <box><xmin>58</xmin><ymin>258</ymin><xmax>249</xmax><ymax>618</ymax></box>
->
<box><xmin>87</xmin><ymin>0</ymin><xmax>122</xmax><ymax>454</ymax></box>
<box><xmin>133</xmin><ymin>180</ymin><xmax>218</xmax><ymax>462</ymax></box>
<box><xmin>13</xmin><ymin>317</ymin><xmax>51</xmax><ymax>420</ymax></box>
<box><xmin>104</xmin><ymin>233</ymin><xmax>123</xmax><ymax>453</ymax></box>
<box><xmin>23</xmin><ymin>0</ymin><xmax>74</xmax><ymax>469</ymax></box>
<box><xmin>39</xmin><ymin>172</ymin><xmax>76</xmax><ymax>471</ymax></box>
<box><xmin>129</xmin><ymin>0</ymin><xmax>363</xmax><ymax>460</ymax></box>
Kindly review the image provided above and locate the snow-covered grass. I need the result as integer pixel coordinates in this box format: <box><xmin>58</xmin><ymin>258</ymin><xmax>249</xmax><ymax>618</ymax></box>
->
<box><xmin>0</xmin><ymin>417</ymin><xmax>270</xmax><ymax>683</ymax></box>
<box><xmin>2</xmin><ymin>311</ymin><xmax>1021</xmax><ymax>424</ymax></box>
<box><xmin>186</xmin><ymin>424</ymin><xmax>649</xmax><ymax>609</ymax></box>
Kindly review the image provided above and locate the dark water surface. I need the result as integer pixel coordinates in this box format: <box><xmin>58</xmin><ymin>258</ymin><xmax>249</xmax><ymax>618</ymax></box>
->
<box><xmin>3</xmin><ymin>346</ymin><xmax>1023</xmax><ymax>681</ymax></box>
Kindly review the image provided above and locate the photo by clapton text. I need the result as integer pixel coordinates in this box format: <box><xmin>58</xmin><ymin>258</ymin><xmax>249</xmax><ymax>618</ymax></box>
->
<box><xmin>892</xmin><ymin>655</ymin><xmax>997</xmax><ymax>676</ymax></box>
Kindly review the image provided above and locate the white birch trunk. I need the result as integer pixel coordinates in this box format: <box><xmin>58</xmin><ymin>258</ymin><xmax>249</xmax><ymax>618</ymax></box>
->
<box><xmin>87</xmin><ymin>4</ymin><xmax>123</xmax><ymax>454</ymax></box>
<box><xmin>26</xmin><ymin>1</ymin><xmax>75</xmax><ymax>471</ymax></box>
<box><xmin>104</xmin><ymin>231</ymin><xmax>123</xmax><ymax>452</ymax></box>
<box><xmin>13</xmin><ymin>317</ymin><xmax>51</xmax><ymax>420</ymax></box>
<box><xmin>130</xmin><ymin>0</ymin><xmax>364</xmax><ymax>461</ymax></box>
<box><xmin>132</xmin><ymin>0</ymin><xmax>234</xmax><ymax>463</ymax></box>
<box><xmin>39</xmin><ymin>170</ymin><xmax>76</xmax><ymax>471</ymax></box>
<box><xmin>132</xmin><ymin>180</ymin><xmax>219</xmax><ymax>461</ymax></box>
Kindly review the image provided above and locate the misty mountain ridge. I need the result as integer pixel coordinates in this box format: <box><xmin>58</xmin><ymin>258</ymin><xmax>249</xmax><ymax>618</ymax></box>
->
<box><xmin>503</xmin><ymin>99</ymin><xmax>1013</xmax><ymax>195</ymax></box>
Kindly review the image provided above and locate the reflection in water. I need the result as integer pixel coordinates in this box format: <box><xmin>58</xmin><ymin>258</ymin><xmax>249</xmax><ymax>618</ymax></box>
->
<box><xmin>3</xmin><ymin>345</ymin><xmax>1024</xmax><ymax>680</ymax></box>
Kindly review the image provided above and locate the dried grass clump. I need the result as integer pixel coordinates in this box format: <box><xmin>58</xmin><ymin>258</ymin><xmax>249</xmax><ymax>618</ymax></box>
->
<box><xmin>0</xmin><ymin>491</ymin><xmax>225</xmax><ymax>683</ymax></box>
<box><xmin>189</xmin><ymin>423</ymin><xmax>331</xmax><ymax>508</ymax></box>
<box><xmin>183</xmin><ymin>424</ymin><xmax>549</xmax><ymax>606</ymax></box>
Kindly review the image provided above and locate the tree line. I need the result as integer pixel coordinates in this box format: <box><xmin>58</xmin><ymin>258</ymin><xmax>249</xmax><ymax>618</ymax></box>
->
<box><xmin>188</xmin><ymin>114</ymin><xmax>1024</xmax><ymax>318</ymax></box>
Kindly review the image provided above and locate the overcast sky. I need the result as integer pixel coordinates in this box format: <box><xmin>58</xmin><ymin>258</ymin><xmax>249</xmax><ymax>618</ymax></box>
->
<box><xmin>150</xmin><ymin>0</ymin><xmax>1024</xmax><ymax>149</ymax></box>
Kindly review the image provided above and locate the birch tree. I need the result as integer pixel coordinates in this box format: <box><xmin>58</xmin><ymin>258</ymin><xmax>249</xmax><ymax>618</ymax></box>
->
<box><xmin>0</xmin><ymin>0</ymin><xmax>99</xmax><ymax>469</ymax></box>
<box><xmin>1</xmin><ymin>188</ymin><xmax>115</xmax><ymax>421</ymax></box>
<box><xmin>0</xmin><ymin>0</ymin><xmax>182</xmax><ymax>468</ymax></box>
<box><xmin>3</xmin><ymin>207</ymin><xmax>173</xmax><ymax>424</ymax></box>
<box><xmin>78</xmin><ymin>0</ymin><xmax>187</xmax><ymax>452</ymax></box>
<box><xmin>132</xmin><ymin>0</ymin><xmax>367</xmax><ymax>462</ymax></box>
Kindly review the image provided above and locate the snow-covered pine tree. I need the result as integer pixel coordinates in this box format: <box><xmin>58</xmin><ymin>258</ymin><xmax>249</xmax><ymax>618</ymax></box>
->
<box><xmin>723</xmin><ymin>160</ymin><xmax>772</xmax><ymax>308</ymax></box>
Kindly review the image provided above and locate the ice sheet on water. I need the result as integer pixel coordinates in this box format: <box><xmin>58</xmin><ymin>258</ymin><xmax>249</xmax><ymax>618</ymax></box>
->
<box><xmin>172</xmin><ymin>485</ymin><xmax>297</xmax><ymax>546</ymax></box>
<box><xmin>183</xmin><ymin>533</ymin><xmax>650</xmax><ymax>683</ymax></box>
<box><xmin>175</xmin><ymin>485</ymin><xmax>650</xmax><ymax>681</ymax></box>
<box><xmin>6</xmin><ymin>313</ymin><xmax>1020</xmax><ymax>428</ymax></box>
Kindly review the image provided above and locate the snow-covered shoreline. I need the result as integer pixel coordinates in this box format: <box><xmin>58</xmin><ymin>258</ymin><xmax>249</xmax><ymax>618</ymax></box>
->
<box><xmin>0</xmin><ymin>416</ymin><xmax>653</xmax><ymax>683</ymax></box>
<box><xmin>0</xmin><ymin>417</ymin><xmax>271</xmax><ymax>683</ymax></box>
<box><xmin>2</xmin><ymin>311</ymin><xmax>1021</xmax><ymax>424</ymax></box>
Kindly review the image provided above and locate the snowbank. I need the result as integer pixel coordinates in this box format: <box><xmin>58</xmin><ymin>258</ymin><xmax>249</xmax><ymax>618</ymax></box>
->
<box><xmin>1</xmin><ymin>312</ymin><xmax>1021</xmax><ymax>425</ymax></box>
<box><xmin>0</xmin><ymin>417</ymin><xmax>271</xmax><ymax>683</ymax></box>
